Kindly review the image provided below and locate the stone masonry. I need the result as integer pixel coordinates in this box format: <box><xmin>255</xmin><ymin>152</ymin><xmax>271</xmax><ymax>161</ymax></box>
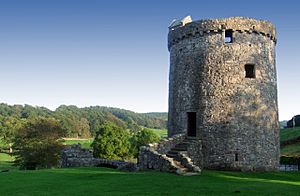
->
<box><xmin>138</xmin><ymin>16</ymin><xmax>280</xmax><ymax>173</ymax></box>
<box><xmin>60</xmin><ymin>144</ymin><xmax>137</xmax><ymax>171</ymax></box>
<box><xmin>167</xmin><ymin>17</ymin><xmax>280</xmax><ymax>171</ymax></box>
<box><xmin>138</xmin><ymin>134</ymin><xmax>201</xmax><ymax>174</ymax></box>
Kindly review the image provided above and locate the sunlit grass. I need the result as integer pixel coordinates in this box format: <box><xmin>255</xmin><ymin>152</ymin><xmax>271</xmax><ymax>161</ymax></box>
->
<box><xmin>217</xmin><ymin>172</ymin><xmax>300</xmax><ymax>186</ymax></box>
<box><xmin>280</xmin><ymin>127</ymin><xmax>300</xmax><ymax>156</ymax></box>
<box><xmin>148</xmin><ymin>128</ymin><xmax>168</xmax><ymax>138</ymax></box>
<box><xmin>281</xmin><ymin>142</ymin><xmax>300</xmax><ymax>156</ymax></box>
<box><xmin>62</xmin><ymin>139</ymin><xmax>93</xmax><ymax>149</ymax></box>
<box><xmin>281</xmin><ymin>127</ymin><xmax>300</xmax><ymax>143</ymax></box>
<box><xmin>0</xmin><ymin>168</ymin><xmax>299</xmax><ymax>195</ymax></box>
<box><xmin>0</xmin><ymin>153</ymin><xmax>15</xmax><ymax>171</ymax></box>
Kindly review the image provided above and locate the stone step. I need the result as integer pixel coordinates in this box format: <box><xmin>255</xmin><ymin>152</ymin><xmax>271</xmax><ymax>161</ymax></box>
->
<box><xmin>166</xmin><ymin>152</ymin><xmax>178</xmax><ymax>158</ymax></box>
<box><xmin>168</xmin><ymin>150</ymin><xmax>181</xmax><ymax>154</ymax></box>
<box><xmin>179</xmin><ymin>141</ymin><xmax>190</xmax><ymax>145</ymax></box>
<box><xmin>175</xmin><ymin>165</ymin><xmax>190</xmax><ymax>175</ymax></box>
<box><xmin>175</xmin><ymin>144</ymin><xmax>187</xmax><ymax>149</ymax></box>
<box><xmin>172</xmin><ymin>160</ymin><xmax>188</xmax><ymax>170</ymax></box>
<box><xmin>171</xmin><ymin>147</ymin><xmax>187</xmax><ymax>151</ymax></box>
<box><xmin>182</xmin><ymin>172</ymin><xmax>201</xmax><ymax>176</ymax></box>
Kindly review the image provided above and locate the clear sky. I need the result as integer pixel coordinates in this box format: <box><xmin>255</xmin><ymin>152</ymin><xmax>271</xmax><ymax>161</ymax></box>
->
<box><xmin>0</xmin><ymin>0</ymin><xmax>299</xmax><ymax>120</ymax></box>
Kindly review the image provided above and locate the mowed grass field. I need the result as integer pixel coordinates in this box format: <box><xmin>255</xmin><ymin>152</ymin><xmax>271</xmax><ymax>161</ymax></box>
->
<box><xmin>0</xmin><ymin>166</ymin><xmax>299</xmax><ymax>196</ymax></box>
<box><xmin>62</xmin><ymin>138</ymin><xmax>94</xmax><ymax>149</ymax></box>
<box><xmin>0</xmin><ymin>153</ymin><xmax>15</xmax><ymax>171</ymax></box>
<box><xmin>1</xmin><ymin>128</ymin><xmax>300</xmax><ymax>195</ymax></box>
<box><xmin>149</xmin><ymin>128</ymin><xmax>168</xmax><ymax>138</ymax></box>
<box><xmin>280</xmin><ymin>127</ymin><xmax>300</xmax><ymax>156</ymax></box>
<box><xmin>281</xmin><ymin>127</ymin><xmax>300</xmax><ymax>143</ymax></box>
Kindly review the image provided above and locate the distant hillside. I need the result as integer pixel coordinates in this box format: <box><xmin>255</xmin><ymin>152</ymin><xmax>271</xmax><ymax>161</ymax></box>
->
<box><xmin>279</xmin><ymin>120</ymin><xmax>288</xmax><ymax>128</ymax></box>
<box><xmin>286</xmin><ymin>115</ymin><xmax>300</xmax><ymax>128</ymax></box>
<box><xmin>142</xmin><ymin>112</ymin><xmax>168</xmax><ymax>120</ymax></box>
<box><xmin>0</xmin><ymin>103</ymin><xmax>167</xmax><ymax>138</ymax></box>
<box><xmin>280</xmin><ymin>127</ymin><xmax>300</xmax><ymax>156</ymax></box>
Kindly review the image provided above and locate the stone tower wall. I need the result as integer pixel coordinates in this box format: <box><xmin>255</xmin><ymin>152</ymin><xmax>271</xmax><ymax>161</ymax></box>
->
<box><xmin>168</xmin><ymin>17</ymin><xmax>279</xmax><ymax>171</ymax></box>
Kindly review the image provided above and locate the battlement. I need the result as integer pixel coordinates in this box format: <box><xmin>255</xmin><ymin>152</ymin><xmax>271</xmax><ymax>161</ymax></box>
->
<box><xmin>168</xmin><ymin>17</ymin><xmax>276</xmax><ymax>50</ymax></box>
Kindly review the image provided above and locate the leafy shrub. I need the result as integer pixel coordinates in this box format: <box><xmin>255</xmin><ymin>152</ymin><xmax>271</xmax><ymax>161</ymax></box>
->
<box><xmin>131</xmin><ymin>128</ymin><xmax>160</xmax><ymax>157</ymax></box>
<box><xmin>13</xmin><ymin>117</ymin><xmax>66</xmax><ymax>169</ymax></box>
<box><xmin>92</xmin><ymin>122</ymin><xmax>132</xmax><ymax>160</ymax></box>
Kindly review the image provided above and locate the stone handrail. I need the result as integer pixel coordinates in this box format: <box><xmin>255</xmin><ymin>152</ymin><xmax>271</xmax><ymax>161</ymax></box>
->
<box><xmin>138</xmin><ymin>146</ymin><xmax>180</xmax><ymax>172</ymax></box>
<box><xmin>138</xmin><ymin>134</ymin><xmax>187</xmax><ymax>173</ymax></box>
<box><xmin>146</xmin><ymin>134</ymin><xmax>185</xmax><ymax>154</ymax></box>
<box><xmin>177</xmin><ymin>152</ymin><xmax>201</xmax><ymax>173</ymax></box>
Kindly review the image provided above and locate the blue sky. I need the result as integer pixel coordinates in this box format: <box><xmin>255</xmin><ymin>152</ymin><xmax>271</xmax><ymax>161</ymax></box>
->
<box><xmin>0</xmin><ymin>0</ymin><xmax>299</xmax><ymax>120</ymax></box>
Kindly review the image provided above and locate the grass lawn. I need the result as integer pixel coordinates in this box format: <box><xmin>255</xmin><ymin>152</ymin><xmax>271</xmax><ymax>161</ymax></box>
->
<box><xmin>62</xmin><ymin>139</ymin><xmax>93</xmax><ymax>149</ymax></box>
<box><xmin>0</xmin><ymin>153</ymin><xmax>15</xmax><ymax>171</ymax></box>
<box><xmin>148</xmin><ymin>128</ymin><xmax>168</xmax><ymax>138</ymax></box>
<box><xmin>0</xmin><ymin>167</ymin><xmax>299</xmax><ymax>195</ymax></box>
<box><xmin>281</xmin><ymin>143</ymin><xmax>300</xmax><ymax>157</ymax></box>
<box><xmin>280</xmin><ymin>127</ymin><xmax>300</xmax><ymax>143</ymax></box>
<box><xmin>280</xmin><ymin>127</ymin><xmax>300</xmax><ymax>156</ymax></box>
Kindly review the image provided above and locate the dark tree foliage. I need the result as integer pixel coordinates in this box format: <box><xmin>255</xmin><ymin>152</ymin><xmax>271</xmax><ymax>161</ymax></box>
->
<box><xmin>287</xmin><ymin>115</ymin><xmax>300</xmax><ymax>128</ymax></box>
<box><xmin>130</xmin><ymin>128</ymin><xmax>160</xmax><ymax>157</ymax></box>
<box><xmin>0</xmin><ymin>116</ymin><xmax>26</xmax><ymax>146</ymax></box>
<box><xmin>92</xmin><ymin>122</ymin><xmax>132</xmax><ymax>160</ymax></box>
<box><xmin>12</xmin><ymin>118</ymin><xmax>67</xmax><ymax>170</ymax></box>
<box><xmin>92</xmin><ymin>124</ymin><xmax>160</xmax><ymax>160</ymax></box>
<box><xmin>0</xmin><ymin>103</ymin><xmax>167</xmax><ymax>138</ymax></box>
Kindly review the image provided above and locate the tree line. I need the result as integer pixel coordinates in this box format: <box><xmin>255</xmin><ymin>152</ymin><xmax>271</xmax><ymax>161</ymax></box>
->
<box><xmin>0</xmin><ymin>103</ymin><xmax>167</xmax><ymax>141</ymax></box>
<box><xmin>11</xmin><ymin>117</ymin><xmax>160</xmax><ymax>169</ymax></box>
<box><xmin>0</xmin><ymin>103</ymin><xmax>166</xmax><ymax>170</ymax></box>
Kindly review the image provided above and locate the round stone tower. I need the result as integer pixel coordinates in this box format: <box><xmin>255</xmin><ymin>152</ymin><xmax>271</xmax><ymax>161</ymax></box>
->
<box><xmin>168</xmin><ymin>17</ymin><xmax>279</xmax><ymax>171</ymax></box>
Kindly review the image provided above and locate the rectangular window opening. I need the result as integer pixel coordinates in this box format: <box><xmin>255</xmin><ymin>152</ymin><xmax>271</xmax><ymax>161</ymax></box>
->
<box><xmin>235</xmin><ymin>153</ymin><xmax>238</xmax><ymax>161</ymax></box>
<box><xmin>245</xmin><ymin>64</ymin><xmax>256</xmax><ymax>78</ymax></box>
<box><xmin>224</xmin><ymin>29</ymin><xmax>233</xmax><ymax>43</ymax></box>
<box><xmin>187</xmin><ymin>112</ymin><xmax>196</xmax><ymax>137</ymax></box>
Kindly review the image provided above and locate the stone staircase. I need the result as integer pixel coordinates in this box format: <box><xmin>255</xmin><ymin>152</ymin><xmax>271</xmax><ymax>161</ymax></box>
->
<box><xmin>166</xmin><ymin>140</ymin><xmax>189</xmax><ymax>158</ymax></box>
<box><xmin>138</xmin><ymin>134</ymin><xmax>201</xmax><ymax>175</ymax></box>
<box><xmin>166</xmin><ymin>139</ymin><xmax>200</xmax><ymax>175</ymax></box>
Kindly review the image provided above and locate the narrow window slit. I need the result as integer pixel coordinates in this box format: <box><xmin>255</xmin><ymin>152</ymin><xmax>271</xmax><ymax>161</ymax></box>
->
<box><xmin>235</xmin><ymin>153</ymin><xmax>238</xmax><ymax>161</ymax></box>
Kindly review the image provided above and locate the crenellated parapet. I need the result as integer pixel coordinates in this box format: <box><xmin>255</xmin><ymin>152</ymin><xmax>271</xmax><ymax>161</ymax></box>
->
<box><xmin>168</xmin><ymin>17</ymin><xmax>276</xmax><ymax>50</ymax></box>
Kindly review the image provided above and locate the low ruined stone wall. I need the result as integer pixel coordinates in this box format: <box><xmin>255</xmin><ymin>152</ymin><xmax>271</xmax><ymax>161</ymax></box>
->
<box><xmin>60</xmin><ymin>144</ymin><xmax>96</xmax><ymax>167</ymax></box>
<box><xmin>60</xmin><ymin>144</ymin><xmax>137</xmax><ymax>171</ymax></box>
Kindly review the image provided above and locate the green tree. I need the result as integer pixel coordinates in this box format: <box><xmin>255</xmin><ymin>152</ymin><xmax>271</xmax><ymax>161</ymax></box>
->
<box><xmin>131</xmin><ymin>128</ymin><xmax>160</xmax><ymax>157</ymax></box>
<box><xmin>12</xmin><ymin>117</ymin><xmax>66</xmax><ymax>169</ymax></box>
<box><xmin>0</xmin><ymin>116</ymin><xmax>27</xmax><ymax>152</ymax></box>
<box><xmin>92</xmin><ymin>122</ymin><xmax>132</xmax><ymax>160</ymax></box>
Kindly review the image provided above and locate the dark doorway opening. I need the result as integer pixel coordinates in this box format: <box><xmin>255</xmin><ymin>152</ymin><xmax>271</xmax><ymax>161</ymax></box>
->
<box><xmin>187</xmin><ymin>112</ymin><xmax>196</xmax><ymax>137</ymax></box>
<box><xmin>245</xmin><ymin>64</ymin><xmax>256</xmax><ymax>78</ymax></box>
